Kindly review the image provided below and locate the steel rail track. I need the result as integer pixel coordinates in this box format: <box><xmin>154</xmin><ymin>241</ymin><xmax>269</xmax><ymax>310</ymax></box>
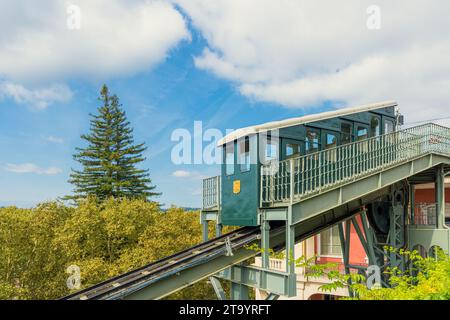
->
<box><xmin>61</xmin><ymin>226</ymin><xmax>259</xmax><ymax>300</ymax></box>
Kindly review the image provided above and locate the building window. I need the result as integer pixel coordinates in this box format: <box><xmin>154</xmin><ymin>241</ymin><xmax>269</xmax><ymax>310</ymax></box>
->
<box><xmin>341</xmin><ymin>123</ymin><xmax>352</xmax><ymax>144</ymax></box>
<box><xmin>384</xmin><ymin>120</ymin><xmax>394</xmax><ymax>134</ymax></box>
<box><xmin>239</xmin><ymin>137</ymin><xmax>250</xmax><ymax>172</ymax></box>
<box><xmin>225</xmin><ymin>142</ymin><xmax>234</xmax><ymax>176</ymax></box>
<box><xmin>286</xmin><ymin>143</ymin><xmax>300</xmax><ymax>158</ymax></box>
<box><xmin>306</xmin><ymin>128</ymin><xmax>320</xmax><ymax>153</ymax></box>
<box><xmin>370</xmin><ymin>117</ymin><xmax>380</xmax><ymax>137</ymax></box>
<box><xmin>319</xmin><ymin>225</ymin><xmax>342</xmax><ymax>256</ymax></box>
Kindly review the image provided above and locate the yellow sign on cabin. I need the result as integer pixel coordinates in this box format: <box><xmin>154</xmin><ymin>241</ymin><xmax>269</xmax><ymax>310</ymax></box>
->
<box><xmin>233</xmin><ymin>180</ymin><xmax>241</xmax><ymax>194</ymax></box>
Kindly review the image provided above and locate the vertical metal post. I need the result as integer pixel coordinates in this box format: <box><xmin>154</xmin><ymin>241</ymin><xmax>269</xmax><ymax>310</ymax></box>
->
<box><xmin>286</xmin><ymin>206</ymin><xmax>297</xmax><ymax>297</ymax></box>
<box><xmin>290</xmin><ymin>159</ymin><xmax>294</xmax><ymax>203</ymax></box>
<box><xmin>215</xmin><ymin>222</ymin><xmax>223</xmax><ymax>238</ymax></box>
<box><xmin>286</xmin><ymin>206</ymin><xmax>295</xmax><ymax>275</ymax></box>
<box><xmin>230</xmin><ymin>264</ymin><xmax>249</xmax><ymax>300</ymax></box>
<box><xmin>261</xmin><ymin>211</ymin><xmax>270</xmax><ymax>270</ymax></box>
<box><xmin>338</xmin><ymin>221</ymin><xmax>353</xmax><ymax>297</ymax></box>
<box><xmin>230</xmin><ymin>282</ymin><xmax>249</xmax><ymax>300</ymax></box>
<box><xmin>435</xmin><ymin>165</ymin><xmax>445</xmax><ymax>229</ymax></box>
<box><xmin>409</xmin><ymin>184</ymin><xmax>415</xmax><ymax>225</ymax></box>
<box><xmin>201</xmin><ymin>212</ymin><xmax>209</xmax><ymax>243</ymax></box>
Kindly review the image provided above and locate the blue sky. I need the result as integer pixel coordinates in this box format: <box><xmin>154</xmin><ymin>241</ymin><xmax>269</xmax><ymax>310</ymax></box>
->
<box><xmin>1</xmin><ymin>1</ymin><xmax>450</xmax><ymax>208</ymax></box>
<box><xmin>0</xmin><ymin>27</ymin><xmax>309</xmax><ymax>208</ymax></box>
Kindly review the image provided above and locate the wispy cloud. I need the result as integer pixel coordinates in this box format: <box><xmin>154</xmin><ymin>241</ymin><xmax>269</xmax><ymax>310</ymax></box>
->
<box><xmin>172</xmin><ymin>170</ymin><xmax>205</xmax><ymax>179</ymax></box>
<box><xmin>0</xmin><ymin>81</ymin><xmax>72</xmax><ymax>109</ymax></box>
<box><xmin>4</xmin><ymin>163</ymin><xmax>62</xmax><ymax>175</ymax></box>
<box><xmin>45</xmin><ymin>135</ymin><xmax>64</xmax><ymax>144</ymax></box>
<box><xmin>172</xmin><ymin>170</ymin><xmax>192</xmax><ymax>178</ymax></box>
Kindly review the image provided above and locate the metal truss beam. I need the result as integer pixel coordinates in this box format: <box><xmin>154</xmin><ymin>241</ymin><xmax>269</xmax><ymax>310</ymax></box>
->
<box><xmin>218</xmin><ymin>265</ymin><xmax>297</xmax><ymax>297</ymax></box>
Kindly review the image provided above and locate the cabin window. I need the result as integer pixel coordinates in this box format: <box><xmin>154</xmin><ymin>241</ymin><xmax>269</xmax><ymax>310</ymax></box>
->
<box><xmin>326</xmin><ymin>133</ymin><xmax>337</xmax><ymax>149</ymax></box>
<box><xmin>239</xmin><ymin>137</ymin><xmax>250</xmax><ymax>172</ymax></box>
<box><xmin>357</xmin><ymin>126</ymin><xmax>369</xmax><ymax>152</ymax></box>
<box><xmin>225</xmin><ymin>143</ymin><xmax>235</xmax><ymax>175</ymax></box>
<box><xmin>265</xmin><ymin>140</ymin><xmax>278</xmax><ymax>162</ymax></box>
<box><xmin>306</xmin><ymin>129</ymin><xmax>320</xmax><ymax>154</ymax></box>
<box><xmin>341</xmin><ymin>123</ymin><xmax>352</xmax><ymax>144</ymax></box>
<box><xmin>286</xmin><ymin>143</ymin><xmax>300</xmax><ymax>159</ymax></box>
<box><xmin>319</xmin><ymin>225</ymin><xmax>342</xmax><ymax>256</ymax></box>
<box><xmin>384</xmin><ymin>120</ymin><xmax>394</xmax><ymax>134</ymax></box>
<box><xmin>325</xmin><ymin>133</ymin><xmax>337</xmax><ymax>162</ymax></box>
<box><xmin>356</xmin><ymin>126</ymin><xmax>368</xmax><ymax>141</ymax></box>
<box><xmin>370</xmin><ymin>117</ymin><xmax>380</xmax><ymax>137</ymax></box>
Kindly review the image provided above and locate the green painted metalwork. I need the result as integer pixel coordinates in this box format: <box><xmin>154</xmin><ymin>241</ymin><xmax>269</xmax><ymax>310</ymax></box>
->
<box><xmin>201</xmin><ymin>176</ymin><xmax>223</xmax><ymax>242</ymax></box>
<box><xmin>202</xmin><ymin>175</ymin><xmax>221</xmax><ymax>210</ymax></box>
<box><xmin>290</xmin><ymin>154</ymin><xmax>450</xmax><ymax>227</ymax></box>
<box><xmin>387</xmin><ymin>205</ymin><xmax>405</xmax><ymax>270</ymax></box>
<box><xmin>261</xmin><ymin>123</ymin><xmax>450</xmax><ymax>205</ymax></box>
<box><xmin>209</xmin><ymin>276</ymin><xmax>227</xmax><ymax>300</ymax></box>
<box><xmin>221</xmin><ymin>135</ymin><xmax>260</xmax><ymax>226</ymax></box>
<box><xmin>219</xmin><ymin>264</ymin><xmax>297</xmax><ymax>297</ymax></box>
<box><xmin>435</xmin><ymin>165</ymin><xmax>445</xmax><ymax>229</ymax></box>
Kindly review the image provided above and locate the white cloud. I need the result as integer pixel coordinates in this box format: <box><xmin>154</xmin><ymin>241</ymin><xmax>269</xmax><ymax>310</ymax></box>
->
<box><xmin>4</xmin><ymin>163</ymin><xmax>62</xmax><ymax>175</ymax></box>
<box><xmin>172</xmin><ymin>170</ymin><xmax>192</xmax><ymax>178</ymax></box>
<box><xmin>0</xmin><ymin>81</ymin><xmax>72</xmax><ymax>109</ymax></box>
<box><xmin>176</xmin><ymin>0</ymin><xmax>450</xmax><ymax>124</ymax></box>
<box><xmin>172</xmin><ymin>170</ymin><xmax>205</xmax><ymax>179</ymax></box>
<box><xmin>0</xmin><ymin>0</ymin><xmax>190</xmax><ymax>82</ymax></box>
<box><xmin>45</xmin><ymin>135</ymin><xmax>64</xmax><ymax>144</ymax></box>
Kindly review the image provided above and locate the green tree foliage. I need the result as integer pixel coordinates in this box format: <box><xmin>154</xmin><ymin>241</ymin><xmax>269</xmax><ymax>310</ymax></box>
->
<box><xmin>68</xmin><ymin>85</ymin><xmax>158</xmax><ymax>201</ymax></box>
<box><xmin>0</xmin><ymin>198</ymin><xmax>216</xmax><ymax>300</ymax></box>
<box><xmin>302</xmin><ymin>248</ymin><xmax>450</xmax><ymax>300</ymax></box>
<box><xmin>350</xmin><ymin>248</ymin><xmax>450</xmax><ymax>300</ymax></box>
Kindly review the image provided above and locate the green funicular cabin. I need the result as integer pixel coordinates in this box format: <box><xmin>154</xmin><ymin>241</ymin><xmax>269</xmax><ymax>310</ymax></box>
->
<box><xmin>201</xmin><ymin>100</ymin><xmax>400</xmax><ymax>230</ymax></box>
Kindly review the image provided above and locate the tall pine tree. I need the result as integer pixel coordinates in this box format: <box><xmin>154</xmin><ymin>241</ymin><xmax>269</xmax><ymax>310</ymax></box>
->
<box><xmin>68</xmin><ymin>85</ymin><xmax>158</xmax><ymax>201</ymax></box>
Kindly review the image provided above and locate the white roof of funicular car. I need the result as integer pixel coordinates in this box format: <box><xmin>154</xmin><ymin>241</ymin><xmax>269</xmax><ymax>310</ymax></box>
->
<box><xmin>217</xmin><ymin>100</ymin><xmax>398</xmax><ymax>146</ymax></box>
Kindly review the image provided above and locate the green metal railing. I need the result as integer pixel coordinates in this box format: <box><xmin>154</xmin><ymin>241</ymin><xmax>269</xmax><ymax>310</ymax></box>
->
<box><xmin>202</xmin><ymin>175</ymin><xmax>221</xmax><ymax>209</ymax></box>
<box><xmin>261</xmin><ymin>123</ymin><xmax>450</xmax><ymax>205</ymax></box>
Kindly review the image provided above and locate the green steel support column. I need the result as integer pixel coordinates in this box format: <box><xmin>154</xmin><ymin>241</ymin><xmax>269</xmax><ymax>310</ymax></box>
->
<box><xmin>286</xmin><ymin>206</ymin><xmax>295</xmax><ymax>275</ymax></box>
<box><xmin>286</xmin><ymin>206</ymin><xmax>297</xmax><ymax>296</ymax></box>
<box><xmin>409</xmin><ymin>184</ymin><xmax>415</xmax><ymax>225</ymax></box>
<box><xmin>216</xmin><ymin>210</ymin><xmax>222</xmax><ymax>238</ymax></box>
<box><xmin>230</xmin><ymin>263</ymin><xmax>250</xmax><ymax>300</ymax></box>
<box><xmin>202</xmin><ymin>218</ymin><xmax>209</xmax><ymax>243</ymax></box>
<box><xmin>360</xmin><ymin>211</ymin><xmax>377</xmax><ymax>267</ymax></box>
<box><xmin>230</xmin><ymin>282</ymin><xmax>249</xmax><ymax>300</ymax></box>
<box><xmin>216</xmin><ymin>223</ymin><xmax>223</xmax><ymax>238</ymax></box>
<box><xmin>435</xmin><ymin>165</ymin><xmax>445</xmax><ymax>229</ymax></box>
<box><xmin>261</xmin><ymin>212</ymin><xmax>270</xmax><ymax>269</ymax></box>
<box><xmin>338</xmin><ymin>221</ymin><xmax>353</xmax><ymax>297</ymax></box>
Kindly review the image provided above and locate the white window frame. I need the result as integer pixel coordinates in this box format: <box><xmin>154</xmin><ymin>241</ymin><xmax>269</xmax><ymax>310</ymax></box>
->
<box><xmin>317</xmin><ymin>225</ymin><xmax>343</xmax><ymax>259</ymax></box>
